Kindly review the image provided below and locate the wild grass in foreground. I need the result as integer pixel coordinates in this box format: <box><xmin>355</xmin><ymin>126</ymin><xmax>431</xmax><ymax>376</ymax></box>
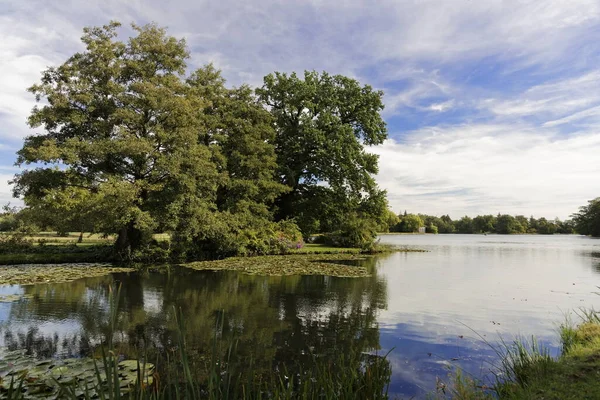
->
<box><xmin>438</xmin><ymin>308</ymin><xmax>600</xmax><ymax>399</ymax></box>
<box><xmin>0</xmin><ymin>285</ymin><xmax>393</xmax><ymax>399</ymax></box>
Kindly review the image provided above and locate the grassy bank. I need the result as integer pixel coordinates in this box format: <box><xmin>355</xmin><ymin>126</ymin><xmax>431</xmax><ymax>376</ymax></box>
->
<box><xmin>0</xmin><ymin>229</ymin><xmax>426</xmax><ymax>266</ymax></box>
<box><xmin>497</xmin><ymin>315</ymin><xmax>600</xmax><ymax>399</ymax></box>
<box><xmin>292</xmin><ymin>243</ymin><xmax>426</xmax><ymax>254</ymax></box>
<box><xmin>445</xmin><ymin>311</ymin><xmax>600</xmax><ymax>399</ymax></box>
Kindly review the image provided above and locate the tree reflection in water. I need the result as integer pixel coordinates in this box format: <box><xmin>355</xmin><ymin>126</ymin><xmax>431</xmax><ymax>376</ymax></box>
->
<box><xmin>2</xmin><ymin>256</ymin><xmax>390</xmax><ymax>388</ymax></box>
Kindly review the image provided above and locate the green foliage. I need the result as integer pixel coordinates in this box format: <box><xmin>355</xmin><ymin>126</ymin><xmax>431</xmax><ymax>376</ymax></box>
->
<box><xmin>495</xmin><ymin>214</ymin><xmax>525</xmax><ymax>234</ymax></box>
<box><xmin>535</xmin><ymin>217</ymin><xmax>558</xmax><ymax>234</ymax></box>
<box><xmin>187</xmin><ymin>65</ymin><xmax>289</xmax><ymax>218</ymax></box>
<box><xmin>419</xmin><ymin>214</ymin><xmax>454</xmax><ymax>233</ymax></box>
<box><xmin>257</xmin><ymin>70</ymin><xmax>386</xmax><ymax>193</ymax></box>
<box><xmin>11</xmin><ymin>22</ymin><xmax>303</xmax><ymax>259</ymax></box>
<box><xmin>455</xmin><ymin>216</ymin><xmax>474</xmax><ymax>233</ymax></box>
<box><xmin>0</xmin><ymin>210</ymin><xmax>18</xmax><ymax>232</ymax></box>
<box><xmin>14</xmin><ymin>22</ymin><xmax>219</xmax><ymax>257</ymax></box>
<box><xmin>426</xmin><ymin>223</ymin><xmax>438</xmax><ymax>234</ymax></box>
<box><xmin>473</xmin><ymin>214</ymin><xmax>497</xmax><ymax>233</ymax></box>
<box><xmin>556</xmin><ymin>218</ymin><xmax>575</xmax><ymax>234</ymax></box>
<box><xmin>321</xmin><ymin>214</ymin><xmax>379</xmax><ymax>250</ymax></box>
<box><xmin>173</xmin><ymin>213</ymin><xmax>304</xmax><ymax>260</ymax></box>
<box><xmin>0</xmin><ymin>230</ymin><xmax>34</xmax><ymax>254</ymax></box>
<box><xmin>257</xmin><ymin>70</ymin><xmax>388</xmax><ymax>238</ymax></box>
<box><xmin>395</xmin><ymin>214</ymin><xmax>423</xmax><ymax>233</ymax></box>
<box><xmin>515</xmin><ymin>215</ymin><xmax>529</xmax><ymax>232</ymax></box>
<box><xmin>12</xmin><ymin>21</ymin><xmax>394</xmax><ymax>257</ymax></box>
<box><xmin>493</xmin><ymin>317</ymin><xmax>600</xmax><ymax>399</ymax></box>
<box><xmin>380</xmin><ymin>208</ymin><xmax>400</xmax><ymax>232</ymax></box>
<box><xmin>572</xmin><ymin>197</ymin><xmax>600</xmax><ymax>237</ymax></box>
<box><xmin>390</xmin><ymin>211</ymin><xmax>574</xmax><ymax>235</ymax></box>
<box><xmin>0</xmin><ymin>284</ymin><xmax>392</xmax><ymax>399</ymax></box>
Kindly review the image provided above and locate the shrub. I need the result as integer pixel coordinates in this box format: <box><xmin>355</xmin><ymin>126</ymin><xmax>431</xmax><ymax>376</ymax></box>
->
<box><xmin>0</xmin><ymin>213</ymin><xmax>18</xmax><ymax>232</ymax></box>
<box><xmin>321</xmin><ymin>215</ymin><xmax>378</xmax><ymax>250</ymax></box>
<box><xmin>172</xmin><ymin>214</ymin><xmax>304</xmax><ymax>260</ymax></box>
<box><xmin>0</xmin><ymin>221</ymin><xmax>40</xmax><ymax>254</ymax></box>
<box><xmin>426</xmin><ymin>223</ymin><xmax>438</xmax><ymax>234</ymax></box>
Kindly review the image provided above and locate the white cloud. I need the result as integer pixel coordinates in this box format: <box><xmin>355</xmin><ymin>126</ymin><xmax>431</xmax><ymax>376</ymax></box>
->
<box><xmin>382</xmin><ymin>72</ymin><xmax>455</xmax><ymax>116</ymax></box>
<box><xmin>485</xmin><ymin>71</ymin><xmax>600</xmax><ymax>120</ymax></box>
<box><xmin>0</xmin><ymin>174</ymin><xmax>18</xmax><ymax>207</ymax></box>
<box><xmin>373</xmin><ymin>124</ymin><xmax>600</xmax><ymax>219</ymax></box>
<box><xmin>427</xmin><ymin>100</ymin><xmax>455</xmax><ymax>112</ymax></box>
<box><xmin>0</xmin><ymin>14</ymin><xmax>83</xmax><ymax>141</ymax></box>
<box><xmin>543</xmin><ymin>105</ymin><xmax>600</xmax><ymax>128</ymax></box>
<box><xmin>1</xmin><ymin>0</ymin><xmax>600</xmax><ymax>218</ymax></box>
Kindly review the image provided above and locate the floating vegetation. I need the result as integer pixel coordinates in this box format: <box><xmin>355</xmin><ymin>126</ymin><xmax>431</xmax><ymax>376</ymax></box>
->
<box><xmin>184</xmin><ymin>254</ymin><xmax>373</xmax><ymax>277</ymax></box>
<box><xmin>0</xmin><ymin>293</ymin><xmax>34</xmax><ymax>303</ymax></box>
<box><xmin>0</xmin><ymin>349</ymin><xmax>154</xmax><ymax>398</ymax></box>
<box><xmin>0</xmin><ymin>264</ymin><xmax>134</xmax><ymax>286</ymax></box>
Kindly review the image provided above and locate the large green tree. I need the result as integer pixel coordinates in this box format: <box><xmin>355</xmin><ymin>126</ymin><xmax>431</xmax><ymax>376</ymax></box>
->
<box><xmin>495</xmin><ymin>214</ymin><xmax>524</xmax><ymax>234</ymax></box>
<box><xmin>256</xmin><ymin>71</ymin><xmax>388</xmax><ymax>235</ymax></box>
<box><xmin>13</xmin><ymin>22</ymin><xmax>222</xmax><ymax>255</ymax></box>
<box><xmin>472</xmin><ymin>215</ymin><xmax>496</xmax><ymax>233</ymax></box>
<box><xmin>171</xmin><ymin>66</ymin><xmax>292</xmax><ymax>257</ymax></box>
<box><xmin>572</xmin><ymin>198</ymin><xmax>600</xmax><ymax>237</ymax></box>
<box><xmin>398</xmin><ymin>214</ymin><xmax>423</xmax><ymax>233</ymax></box>
<box><xmin>14</xmin><ymin>23</ymin><xmax>290</xmax><ymax>258</ymax></box>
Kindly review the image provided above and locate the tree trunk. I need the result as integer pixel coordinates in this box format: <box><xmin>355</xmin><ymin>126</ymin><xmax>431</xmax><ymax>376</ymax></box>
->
<box><xmin>78</xmin><ymin>231</ymin><xmax>84</xmax><ymax>243</ymax></box>
<box><xmin>115</xmin><ymin>221</ymin><xmax>143</xmax><ymax>258</ymax></box>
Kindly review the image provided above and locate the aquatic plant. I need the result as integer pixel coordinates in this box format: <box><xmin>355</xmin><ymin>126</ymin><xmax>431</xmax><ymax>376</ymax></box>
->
<box><xmin>183</xmin><ymin>254</ymin><xmax>372</xmax><ymax>278</ymax></box>
<box><xmin>0</xmin><ymin>284</ymin><xmax>393</xmax><ymax>399</ymax></box>
<box><xmin>0</xmin><ymin>264</ymin><xmax>134</xmax><ymax>286</ymax></box>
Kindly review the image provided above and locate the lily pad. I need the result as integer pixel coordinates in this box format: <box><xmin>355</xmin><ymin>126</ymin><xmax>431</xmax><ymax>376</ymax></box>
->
<box><xmin>0</xmin><ymin>293</ymin><xmax>34</xmax><ymax>302</ymax></box>
<box><xmin>0</xmin><ymin>263</ymin><xmax>134</xmax><ymax>286</ymax></box>
<box><xmin>183</xmin><ymin>254</ymin><xmax>373</xmax><ymax>278</ymax></box>
<box><xmin>0</xmin><ymin>349</ymin><xmax>154</xmax><ymax>398</ymax></box>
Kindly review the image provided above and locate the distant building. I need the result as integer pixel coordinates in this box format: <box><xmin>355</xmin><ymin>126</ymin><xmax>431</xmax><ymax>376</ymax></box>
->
<box><xmin>417</xmin><ymin>226</ymin><xmax>426</xmax><ymax>234</ymax></box>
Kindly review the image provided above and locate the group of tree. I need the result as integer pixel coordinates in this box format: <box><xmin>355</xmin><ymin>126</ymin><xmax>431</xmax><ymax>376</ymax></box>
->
<box><xmin>384</xmin><ymin>211</ymin><xmax>577</xmax><ymax>235</ymax></box>
<box><xmin>6</xmin><ymin>22</ymin><xmax>390</xmax><ymax>260</ymax></box>
<box><xmin>572</xmin><ymin>197</ymin><xmax>600</xmax><ymax>237</ymax></box>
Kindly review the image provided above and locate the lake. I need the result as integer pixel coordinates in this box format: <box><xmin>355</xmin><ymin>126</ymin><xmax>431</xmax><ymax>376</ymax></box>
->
<box><xmin>1</xmin><ymin>234</ymin><xmax>600</xmax><ymax>398</ymax></box>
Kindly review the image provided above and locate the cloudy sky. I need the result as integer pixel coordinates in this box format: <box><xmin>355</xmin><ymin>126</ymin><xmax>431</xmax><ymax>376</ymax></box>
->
<box><xmin>1</xmin><ymin>0</ymin><xmax>600</xmax><ymax>219</ymax></box>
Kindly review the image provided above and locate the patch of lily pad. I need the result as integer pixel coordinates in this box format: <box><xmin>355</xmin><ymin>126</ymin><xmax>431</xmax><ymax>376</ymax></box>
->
<box><xmin>0</xmin><ymin>349</ymin><xmax>154</xmax><ymax>398</ymax></box>
<box><xmin>0</xmin><ymin>293</ymin><xmax>34</xmax><ymax>302</ymax></box>
<box><xmin>183</xmin><ymin>254</ymin><xmax>373</xmax><ymax>278</ymax></box>
<box><xmin>0</xmin><ymin>263</ymin><xmax>134</xmax><ymax>286</ymax></box>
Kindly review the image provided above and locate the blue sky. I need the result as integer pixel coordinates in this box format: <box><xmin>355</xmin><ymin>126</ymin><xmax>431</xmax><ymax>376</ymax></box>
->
<box><xmin>1</xmin><ymin>0</ymin><xmax>600</xmax><ymax>219</ymax></box>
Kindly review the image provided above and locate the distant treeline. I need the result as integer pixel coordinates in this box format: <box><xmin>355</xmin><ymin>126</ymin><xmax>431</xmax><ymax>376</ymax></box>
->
<box><xmin>385</xmin><ymin>212</ymin><xmax>575</xmax><ymax>234</ymax></box>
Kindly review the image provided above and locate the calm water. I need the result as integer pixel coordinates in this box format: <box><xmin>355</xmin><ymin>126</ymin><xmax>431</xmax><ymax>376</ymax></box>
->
<box><xmin>1</xmin><ymin>234</ymin><xmax>600</xmax><ymax>398</ymax></box>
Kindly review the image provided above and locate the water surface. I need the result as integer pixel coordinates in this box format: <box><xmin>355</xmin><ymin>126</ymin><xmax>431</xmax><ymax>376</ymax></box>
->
<box><xmin>1</xmin><ymin>234</ymin><xmax>599</xmax><ymax>398</ymax></box>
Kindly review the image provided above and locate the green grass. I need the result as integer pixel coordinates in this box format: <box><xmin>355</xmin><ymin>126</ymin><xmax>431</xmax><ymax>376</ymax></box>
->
<box><xmin>0</xmin><ymin>234</ymin><xmax>423</xmax><ymax>266</ymax></box>
<box><xmin>26</xmin><ymin>232</ymin><xmax>170</xmax><ymax>246</ymax></box>
<box><xmin>496</xmin><ymin>324</ymin><xmax>600</xmax><ymax>399</ymax></box>
<box><xmin>293</xmin><ymin>243</ymin><xmax>426</xmax><ymax>255</ymax></box>
<box><xmin>446</xmin><ymin>310</ymin><xmax>600</xmax><ymax>400</ymax></box>
<box><xmin>291</xmin><ymin>244</ymin><xmax>362</xmax><ymax>254</ymax></box>
<box><xmin>30</xmin><ymin>232</ymin><xmax>115</xmax><ymax>245</ymax></box>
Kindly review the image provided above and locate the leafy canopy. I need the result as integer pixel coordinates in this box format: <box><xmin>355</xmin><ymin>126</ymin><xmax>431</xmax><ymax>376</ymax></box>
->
<box><xmin>572</xmin><ymin>198</ymin><xmax>600</xmax><ymax>237</ymax></box>
<box><xmin>13</xmin><ymin>22</ymin><xmax>287</xmax><ymax>256</ymax></box>
<box><xmin>12</xmin><ymin>21</ymin><xmax>392</xmax><ymax>256</ymax></box>
<box><xmin>257</xmin><ymin>71</ymin><xmax>389</xmax><ymax>239</ymax></box>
